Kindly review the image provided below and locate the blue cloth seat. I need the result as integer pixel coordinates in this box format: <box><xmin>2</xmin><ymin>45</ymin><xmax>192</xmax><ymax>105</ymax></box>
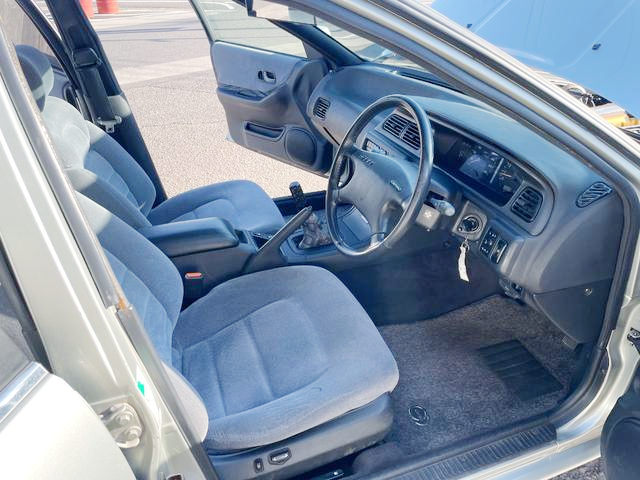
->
<box><xmin>78</xmin><ymin>194</ymin><xmax>399</xmax><ymax>451</ymax></box>
<box><xmin>16</xmin><ymin>45</ymin><xmax>285</xmax><ymax>234</ymax></box>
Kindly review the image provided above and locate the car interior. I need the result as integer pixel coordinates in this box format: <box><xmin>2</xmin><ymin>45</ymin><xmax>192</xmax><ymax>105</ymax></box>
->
<box><xmin>1</xmin><ymin>1</ymin><xmax>625</xmax><ymax>479</ymax></box>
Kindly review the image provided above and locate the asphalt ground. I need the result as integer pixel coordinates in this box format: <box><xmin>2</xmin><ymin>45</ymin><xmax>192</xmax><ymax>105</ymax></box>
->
<box><xmin>84</xmin><ymin>2</ymin><xmax>604</xmax><ymax>478</ymax></box>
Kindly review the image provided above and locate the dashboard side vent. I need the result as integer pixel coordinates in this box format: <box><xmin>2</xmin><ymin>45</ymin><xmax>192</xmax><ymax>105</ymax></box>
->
<box><xmin>383</xmin><ymin>114</ymin><xmax>409</xmax><ymax>138</ymax></box>
<box><xmin>576</xmin><ymin>182</ymin><xmax>612</xmax><ymax>207</ymax></box>
<box><xmin>511</xmin><ymin>187</ymin><xmax>543</xmax><ymax>222</ymax></box>
<box><xmin>313</xmin><ymin>97</ymin><xmax>330</xmax><ymax>119</ymax></box>
<box><xmin>402</xmin><ymin>122</ymin><xmax>421</xmax><ymax>149</ymax></box>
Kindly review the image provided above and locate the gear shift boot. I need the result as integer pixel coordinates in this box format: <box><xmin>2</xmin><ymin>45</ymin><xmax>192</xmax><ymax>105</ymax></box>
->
<box><xmin>298</xmin><ymin>211</ymin><xmax>332</xmax><ymax>249</ymax></box>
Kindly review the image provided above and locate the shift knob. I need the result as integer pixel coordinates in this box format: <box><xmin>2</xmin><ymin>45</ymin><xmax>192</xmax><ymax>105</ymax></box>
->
<box><xmin>289</xmin><ymin>182</ymin><xmax>307</xmax><ymax>212</ymax></box>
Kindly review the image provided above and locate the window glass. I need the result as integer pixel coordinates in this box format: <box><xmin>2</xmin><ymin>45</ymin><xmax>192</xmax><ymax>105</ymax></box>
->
<box><xmin>0</xmin><ymin>1</ymin><xmax>56</xmax><ymax>56</ymax></box>
<box><xmin>195</xmin><ymin>1</ymin><xmax>307</xmax><ymax>57</ymax></box>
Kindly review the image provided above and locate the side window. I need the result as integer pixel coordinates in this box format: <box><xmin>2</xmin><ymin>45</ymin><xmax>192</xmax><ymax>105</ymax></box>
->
<box><xmin>0</xmin><ymin>1</ymin><xmax>56</xmax><ymax>56</ymax></box>
<box><xmin>195</xmin><ymin>1</ymin><xmax>307</xmax><ymax>57</ymax></box>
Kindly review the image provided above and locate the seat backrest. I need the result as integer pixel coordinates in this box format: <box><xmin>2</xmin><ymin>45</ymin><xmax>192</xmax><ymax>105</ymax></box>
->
<box><xmin>77</xmin><ymin>195</ymin><xmax>209</xmax><ymax>441</ymax></box>
<box><xmin>16</xmin><ymin>45</ymin><xmax>156</xmax><ymax>229</ymax></box>
<box><xmin>77</xmin><ymin>194</ymin><xmax>182</xmax><ymax>363</ymax></box>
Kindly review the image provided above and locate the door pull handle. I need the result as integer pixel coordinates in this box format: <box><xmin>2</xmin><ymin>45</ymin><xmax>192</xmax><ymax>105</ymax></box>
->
<box><xmin>258</xmin><ymin>70</ymin><xmax>276</xmax><ymax>83</ymax></box>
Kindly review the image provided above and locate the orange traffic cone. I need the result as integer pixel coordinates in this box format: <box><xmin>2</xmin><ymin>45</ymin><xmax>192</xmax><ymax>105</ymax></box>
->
<box><xmin>97</xmin><ymin>0</ymin><xmax>119</xmax><ymax>14</ymax></box>
<box><xmin>79</xmin><ymin>0</ymin><xmax>94</xmax><ymax>18</ymax></box>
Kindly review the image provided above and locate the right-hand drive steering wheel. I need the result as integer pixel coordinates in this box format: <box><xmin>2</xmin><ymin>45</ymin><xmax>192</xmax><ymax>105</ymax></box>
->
<box><xmin>325</xmin><ymin>95</ymin><xmax>434</xmax><ymax>257</ymax></box>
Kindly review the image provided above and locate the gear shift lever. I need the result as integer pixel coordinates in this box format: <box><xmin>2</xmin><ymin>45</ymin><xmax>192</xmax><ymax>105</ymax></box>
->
<box><xmin>289</xmin><ymin>181</ymin><xmax>332</xmax><ymax>249</ymax></box>
<box><xmin>289</xmin><ymin>181</ymin><xmax>307</xmax><ymax>212</ymax></box>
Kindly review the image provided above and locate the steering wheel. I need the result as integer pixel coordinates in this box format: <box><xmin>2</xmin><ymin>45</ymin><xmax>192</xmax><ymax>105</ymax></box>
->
<box><xmin>326</xmin><ymin>95</ymin><xmax>434</xmax><ymax>257</ymax></box>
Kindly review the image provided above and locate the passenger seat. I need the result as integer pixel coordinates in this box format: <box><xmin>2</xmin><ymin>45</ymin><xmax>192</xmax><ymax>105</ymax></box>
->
<box><xmin>16</xmin><ymin>45</ymin><xmax>285</xmax><ymax>234</ymax></box>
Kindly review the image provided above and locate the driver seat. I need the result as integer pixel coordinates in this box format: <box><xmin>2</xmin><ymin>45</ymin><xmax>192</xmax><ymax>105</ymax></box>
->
<box><xmin>77</xmin><ymin>194</ymin><xmax>399</xmax><ymax>478</ymax></box>
<box><xmin>16</xmin><ymin>45</ymin><xmax>285</xmax><ymax>234</ymax></box>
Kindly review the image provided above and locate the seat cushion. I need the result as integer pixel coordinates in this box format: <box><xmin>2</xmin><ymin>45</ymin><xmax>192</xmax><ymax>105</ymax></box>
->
<box><xmin>148</xmin><ymin>180</ymin><xmax>285</xmax><ymax>233</ymax></box>
<box><xmin>172</xmin><ymin>266</ymin><xmax>399</xmax><ymax>451</ymax></box>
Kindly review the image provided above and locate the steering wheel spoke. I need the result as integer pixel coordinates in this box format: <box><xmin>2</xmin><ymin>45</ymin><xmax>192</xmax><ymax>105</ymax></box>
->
<box><xmin>326</xmin><ymin>95</ymin><xmax>434</xmax><ymax>257</ymax></box>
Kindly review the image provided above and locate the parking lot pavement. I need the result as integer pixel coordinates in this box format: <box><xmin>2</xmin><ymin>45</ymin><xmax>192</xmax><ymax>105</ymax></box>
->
<box><xmin>91</xmin><ymin>4</ymin><xmax>604</xmax><ymax>478</ymax></box>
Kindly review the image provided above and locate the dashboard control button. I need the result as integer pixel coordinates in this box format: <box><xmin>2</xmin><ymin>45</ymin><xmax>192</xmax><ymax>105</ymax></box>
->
<box><xmin>480</xmin><ymin>227</ymin><xmax>499</xmax><ymax>257</ymax></box>
<box><xmin>491</xmin><ymin>239</ymin><xmax>509</xmax><ymax>264</ymax></box>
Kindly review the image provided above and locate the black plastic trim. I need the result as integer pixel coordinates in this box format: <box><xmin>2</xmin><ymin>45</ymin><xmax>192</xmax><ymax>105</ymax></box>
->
<box><xmin>364</xmin><ymin>423</ymin><xmax>556</xmax><ymax>480</ymax></box>
<box><xmin>44</xmin><ymin>0</ymin><xmax>168</xmax><ymax>203</ymax></box>
<box><xmin>15</xmin><ymin>0</ymin><xmax>81</xmax><ymax>90</ymax></box>
<box><xmin>209</xmin><ymin>394</ymin><xmax>393</xmax><ymax>480</ymax></box>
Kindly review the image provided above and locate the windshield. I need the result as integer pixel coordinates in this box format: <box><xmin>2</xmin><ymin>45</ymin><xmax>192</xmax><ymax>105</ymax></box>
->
<box><xmin>315</xmin><ymin>19</ymin><xmax>428</xmax><ymax>72</ymax></box>
<box><xmin>318</xmin><ymin>4</ymin><xmax>637</xmax><ymax>129</ymax></box>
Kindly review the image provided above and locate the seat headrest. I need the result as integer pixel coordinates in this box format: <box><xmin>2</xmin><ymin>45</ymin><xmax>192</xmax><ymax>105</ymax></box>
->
<box><xmin>15</xmin><ymin>45</ymin><xmax>54</xmax><ymax>111</ymax></box>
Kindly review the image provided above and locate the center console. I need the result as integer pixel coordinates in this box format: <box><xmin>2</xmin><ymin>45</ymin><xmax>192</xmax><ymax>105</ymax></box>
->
<box><xmin>140</xmin><ymin>218</ymin><xmax>258</xmax><ymax>305</ymax></box>
<box><xmin>138</xmin><ymin>184</ymin><xmax>369</xmax><ymax>306</ymax></box>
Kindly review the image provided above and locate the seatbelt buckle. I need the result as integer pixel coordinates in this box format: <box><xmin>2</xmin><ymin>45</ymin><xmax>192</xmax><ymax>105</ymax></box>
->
<box><xmin>184</xmin><ymin>272</ymin><xmax>204</xmax><ymax>300</ymax></box>
<box><xmin>97</xmin><ymin>115</ymin><xmax>122</xmax><ymax>133</ymax></box>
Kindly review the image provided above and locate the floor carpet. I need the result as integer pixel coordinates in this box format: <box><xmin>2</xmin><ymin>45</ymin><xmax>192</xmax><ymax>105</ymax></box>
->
<box><xmin>379</xmin><ymin>295</ymin><xmax>578</xmax><ymax>455</ymax></box>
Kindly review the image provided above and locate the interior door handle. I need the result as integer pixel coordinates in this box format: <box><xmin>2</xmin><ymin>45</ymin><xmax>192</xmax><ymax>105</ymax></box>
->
<box><xmin>258</xmin><ymin>70</ymin><xmax>276</xmax><ymax>84</ymax></box>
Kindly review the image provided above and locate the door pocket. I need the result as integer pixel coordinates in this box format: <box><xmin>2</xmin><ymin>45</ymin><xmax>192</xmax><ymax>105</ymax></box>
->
<box><xmin>244</xmin><ymin>122</ymin><xmax>284</xmax><ymax>141</ymax></box>
<box><xmin>242</xmin><ymin>124</ymin><xmax>316</xmax><ymax>167</ymax></box>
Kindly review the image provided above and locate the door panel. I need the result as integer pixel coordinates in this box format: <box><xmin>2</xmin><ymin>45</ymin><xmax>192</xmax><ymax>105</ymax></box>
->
<box><xmin>212</xmin><ymin>41</ymin><xmax>333</xmax><ymax>173</ymax></box>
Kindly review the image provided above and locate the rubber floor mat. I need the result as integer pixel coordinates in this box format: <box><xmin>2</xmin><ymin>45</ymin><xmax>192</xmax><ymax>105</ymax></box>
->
<box><xmin>477</xmin><ymin>339</ymin><xmax>563</xmax><ymax>401</ymax></box>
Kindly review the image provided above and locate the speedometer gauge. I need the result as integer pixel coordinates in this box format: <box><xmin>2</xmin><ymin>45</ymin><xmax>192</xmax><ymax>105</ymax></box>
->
<box><xmin>459</xmin><ymin>143</ymin><xmax>500</xmax><ymax>182</ymax></box>
<box><xmin>494</xmin><ymin>160</ymin><xmax>522</xmax><ymax>195</ymax></box>
<box><xmin>455</xmin><ymin>139</ymin><xmax>525</xmax><ymax>205</ymax></box>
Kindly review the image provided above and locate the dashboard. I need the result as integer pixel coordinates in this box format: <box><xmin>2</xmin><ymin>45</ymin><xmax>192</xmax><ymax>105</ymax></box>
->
<box><xmin>362</xmin><ymin>109</ymin><xmax>549</xmax><ymax>233</ymax></box>
<box><xmin>305</xmin><ymin>64</ymin><xmax>624</xmax><ymax>344</ymax></box>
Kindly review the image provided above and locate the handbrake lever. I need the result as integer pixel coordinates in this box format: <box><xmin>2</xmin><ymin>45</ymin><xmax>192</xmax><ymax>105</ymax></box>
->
<box><xmin>243</xmin><ymin>206</ymin><xmax>312</xmax><ymax>274</ymax></box>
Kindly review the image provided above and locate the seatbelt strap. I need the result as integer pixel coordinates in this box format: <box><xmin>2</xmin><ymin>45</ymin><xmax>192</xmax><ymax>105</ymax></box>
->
<box><xmin>72</xmin><ymin>47</ymin><xmax>121</xmax><ymax>133</ymax></box>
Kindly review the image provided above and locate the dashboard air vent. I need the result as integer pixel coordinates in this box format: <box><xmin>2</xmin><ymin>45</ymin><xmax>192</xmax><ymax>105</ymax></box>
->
<box><xmin>403</xmin><ymin>122</ymin><xmax>421</xmax><ymax>149</ymax></box>
<box><xmin>383</xmin><ymin>114</ymin><xmax>409</xmax><ymax>138</ymax></box>
<box><xmin>313</xmin><ymin>97</ymin><xmax>330</xmax><ymax>119</ymax></box>
<box><xmin>511</xmin><ymin>187</ymin><xmax>542</xmax><ymax>222</ymax></box>
<box><xmin>576</xmin><ymin>182</ymin><xmax>612</xmax><ymax>207</ymax></box>
<box><xmin>383</xmin><ymin>114</ymin><xmax>421</xmax><ymax>149</ymax></box>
